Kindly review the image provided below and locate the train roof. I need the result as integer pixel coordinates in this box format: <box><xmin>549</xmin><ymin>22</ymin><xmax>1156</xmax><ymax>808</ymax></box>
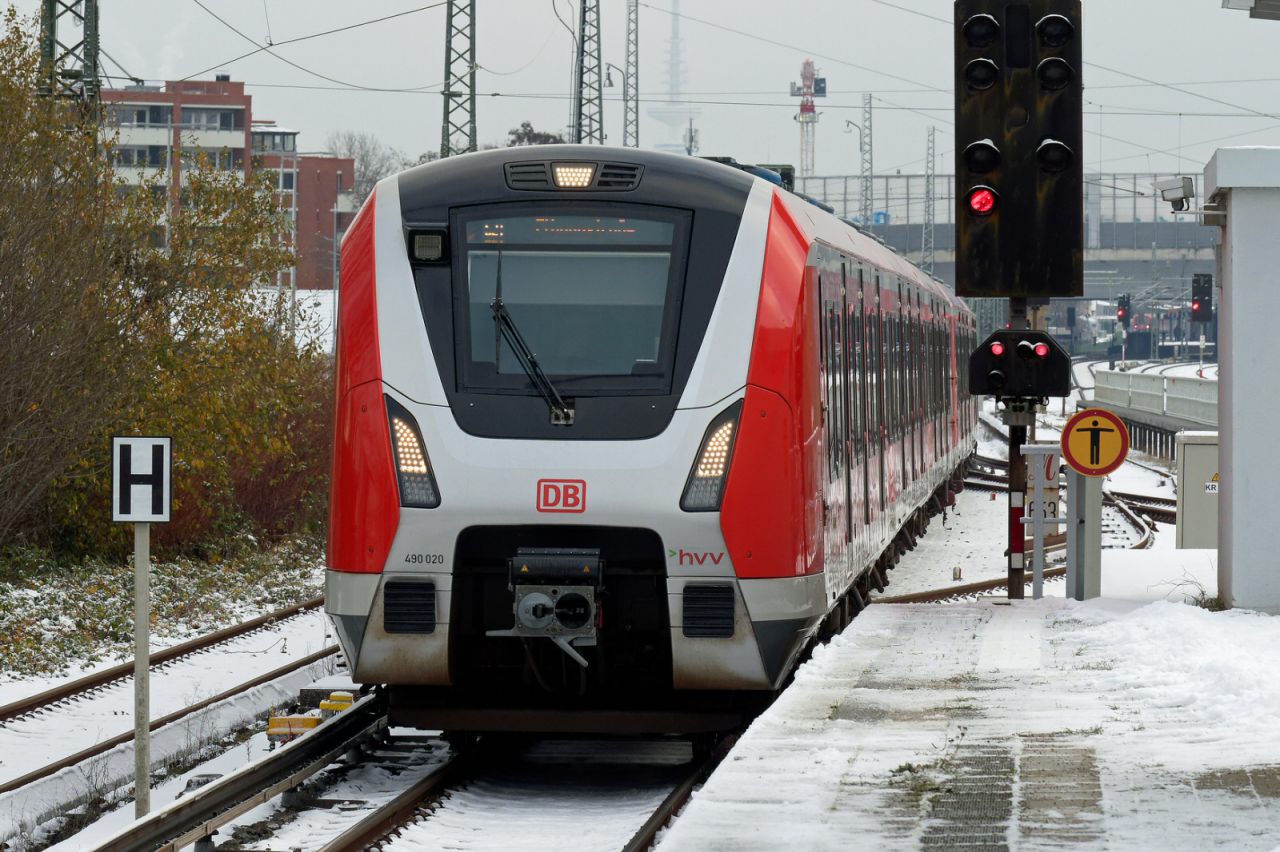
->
<box><xmin>391</xmin><ymin>145</ymin><xmax>970</xmax><ymax>322</ymax></box>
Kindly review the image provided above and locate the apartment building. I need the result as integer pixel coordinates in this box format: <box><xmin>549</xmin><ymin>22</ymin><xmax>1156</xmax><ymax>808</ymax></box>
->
<box><xmin>102</xmin><ymin>75</ymin><xmax>356</xmax><ymax>291</ymax></box>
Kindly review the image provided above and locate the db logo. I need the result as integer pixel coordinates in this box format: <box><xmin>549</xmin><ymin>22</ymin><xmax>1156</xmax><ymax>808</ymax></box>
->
<box><xmin>537</xmin><ymin>479</ymin><xmax>586</xmax><ymax>513</ymax></box>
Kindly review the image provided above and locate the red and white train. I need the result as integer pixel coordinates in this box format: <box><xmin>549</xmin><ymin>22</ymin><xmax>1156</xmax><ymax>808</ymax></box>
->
<box><xmin>326</xmin><ymin>146</ymin><xmax>977</xmax><ymax>732</ymax></box>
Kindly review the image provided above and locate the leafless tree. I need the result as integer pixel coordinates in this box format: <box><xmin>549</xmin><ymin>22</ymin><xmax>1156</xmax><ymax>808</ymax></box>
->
<box><xmin>325</xmin><ymin>130</ymin><xmax>408</xmax><ymax>203</ymax></box>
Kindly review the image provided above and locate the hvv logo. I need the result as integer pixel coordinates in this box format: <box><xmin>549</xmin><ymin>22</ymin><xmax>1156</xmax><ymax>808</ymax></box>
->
<box><xmin>668</xmin><ymin>548</ymin><xmax>726</xmax><ymax>566</ymax></box>
<box><xmin>537</xmin><ymin>479</ymin><xmax>586</xmax><ymax>513</ymax></box>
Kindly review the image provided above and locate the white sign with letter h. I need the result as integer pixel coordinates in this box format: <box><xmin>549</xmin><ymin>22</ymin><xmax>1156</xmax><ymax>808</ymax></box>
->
<box><xmin>111</xmin><ymin>437</ymin><xmax>172</xmax><ymax>523</ymax></box>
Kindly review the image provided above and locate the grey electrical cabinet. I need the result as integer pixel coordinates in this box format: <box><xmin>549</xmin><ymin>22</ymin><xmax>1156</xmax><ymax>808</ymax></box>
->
<box><xmin>1176</xmin><ymin>432</ymin><xmax>1219</xmax><ymax>549</ymax></box>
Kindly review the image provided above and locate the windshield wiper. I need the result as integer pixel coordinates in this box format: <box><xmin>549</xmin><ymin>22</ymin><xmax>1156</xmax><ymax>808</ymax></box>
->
<box><xmin>490</xmin><ymin>253</ymin><xmax>574</xmax><ymax>425</ymax></box>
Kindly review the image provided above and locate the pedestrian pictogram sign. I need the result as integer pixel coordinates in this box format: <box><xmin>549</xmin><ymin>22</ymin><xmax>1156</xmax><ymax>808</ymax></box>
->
<box><xmin>1061</xmin><ymin>408</ymin><xmax>1129</xmax><ymax>477</ymax></box>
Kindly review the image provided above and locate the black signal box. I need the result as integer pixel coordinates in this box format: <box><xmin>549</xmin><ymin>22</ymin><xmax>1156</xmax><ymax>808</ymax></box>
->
<box><xmin>954</xmin><ymin>0</ymin><xmax>1083</xmax><ymax>299</ymax></box>
<box><xmin>1191</xmin><ymin>273</ymin><xmax>1213</xmax><ymax>323</ymax></box>
<box><xmin>969</xmin><ymin>330</ymin><xmax>1072</xmax><ymax>397</ymax></box>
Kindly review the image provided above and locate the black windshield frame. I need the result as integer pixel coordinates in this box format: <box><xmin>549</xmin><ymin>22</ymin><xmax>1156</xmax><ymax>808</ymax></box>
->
<box><xmin>450</xmin><ymin>202</ymin><xmax>693</xmax><ymax>398</ymax></box>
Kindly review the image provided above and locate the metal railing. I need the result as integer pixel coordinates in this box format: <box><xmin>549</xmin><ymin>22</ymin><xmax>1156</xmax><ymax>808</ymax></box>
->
<box><xmin>1095</xmin><ymin>370</ymin><xmax>1217</xmax><ymax>427</ymax></box>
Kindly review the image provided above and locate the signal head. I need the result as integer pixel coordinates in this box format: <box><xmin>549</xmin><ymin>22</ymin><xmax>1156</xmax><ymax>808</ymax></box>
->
<box><xmin>964</xmin><ymin>58</ymin><xmax>1000</xmax><ymax>92</ymax></box>
<box><xmin>963</xmin><ymin>13</ymin><xmax>1000</xmax><ymax>48</ymax></box>
<box><xmin>963</xmin><ymin>140</ymin><xmax>1001</xmax><ymax>174</ymax></box>
<box><xmin>1036</xmin><ymin>139</ymin><xmax>1073</xmax><ymax>173</ymax></box>
<box><xmin>967</xmin><ymin>186</ymin><xmax>998</xmax><ymax>216</ymax></box>
<box><xmin>1037</xmin><ymin>57</ymin><xmax>1074</xmax><ymax>91</ymax></box>
<box><xmin>1037</xmin><ymin>14</ymin><xmax>1074</xmax><ymax>48</ymax></box>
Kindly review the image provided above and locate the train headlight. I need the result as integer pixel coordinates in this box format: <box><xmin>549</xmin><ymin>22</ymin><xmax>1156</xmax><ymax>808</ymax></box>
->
<box><xmin>385</xmin><ymin>397</ymin><xmax>441</xmax><ymax>509</ymax></box>
<box><xmin>552</xmin><ymin>162</ymin><xmax>596</xmax><ymax>189</ymax></box>
<box><xmin>681</xmin><ymin>401</ymin><xmax>742</xmax><ymax>512</ymax></box>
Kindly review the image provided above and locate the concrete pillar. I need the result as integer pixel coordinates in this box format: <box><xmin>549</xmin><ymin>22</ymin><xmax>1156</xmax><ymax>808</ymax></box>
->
<box><xmin>1207</xmin><ymin>147</ymin><xmax>1280</xmax><ymax>613</ymax></box>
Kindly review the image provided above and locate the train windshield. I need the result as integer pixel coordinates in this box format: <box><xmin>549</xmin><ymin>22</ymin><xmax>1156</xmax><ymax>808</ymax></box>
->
<box><xmin>454</xmin><ymin>206</ymin><xmax>690</xmax><ymax>395</ymax></box>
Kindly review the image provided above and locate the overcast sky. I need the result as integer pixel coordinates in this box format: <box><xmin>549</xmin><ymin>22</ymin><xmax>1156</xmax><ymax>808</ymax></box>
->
<box><xmin>17</xmin><ymin>0</ymin><xmax>1280</xmax><ymax>176</ymax></box>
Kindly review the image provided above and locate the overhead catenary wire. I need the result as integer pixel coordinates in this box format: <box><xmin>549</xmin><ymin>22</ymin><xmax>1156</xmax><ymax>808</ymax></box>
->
<box><xmin>184</xmin><ymin>0</ymin><xmax>448</xmax><ymax>89</ymax></box>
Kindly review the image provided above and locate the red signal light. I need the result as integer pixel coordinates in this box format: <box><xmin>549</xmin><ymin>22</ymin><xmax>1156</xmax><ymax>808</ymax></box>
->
<box><xmin>1192</xmin><ymin>300</ymin><xmax>1202</xmax><ymax>312</ymax></box>
<box><xmin>1033</xmin><ymin>342</ymin><xmax>1050</xmax><ymax>358</ymax></box>
<box><xmin>990</xmin><ymin>341</ymin><xmax>1006</xmax><ymax>357</ymax></box>
<box><xmin>968</xmin><ymin>187</ymin><xmax>997</xmax><ymax>216</ymax></box>
<box><xmin>1117</xmin><ymin>308</ymin><xmax>1127</xmax><ymax>319</ymax></box>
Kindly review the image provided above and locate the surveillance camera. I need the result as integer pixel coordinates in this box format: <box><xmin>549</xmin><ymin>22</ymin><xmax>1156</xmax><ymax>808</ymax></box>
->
<box><xmin>1154</xmin><ymin>176</ymin><xmax>1194</xmax><ymax>211</ymax></box>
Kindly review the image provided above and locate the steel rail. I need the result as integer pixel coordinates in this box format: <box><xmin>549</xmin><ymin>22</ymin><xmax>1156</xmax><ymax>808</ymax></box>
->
<box><xmin>0</xmin><ymin>646</ymin><xmax>338</xmax><ymax>797</ymax></box>
<box><xmin>315</xmin><ymin>747</ymin><xmax>472</xmax><ymax>851</ymax></box>
<box><xmin>0</xmin><ymin>595</ymin><xmax>325</xmax><ymax>723</ymax></box>
<box><xmin>94</xmin><ymin>691</ymin><xmax>386</xmax><ymax>852</ymax></box>
<box><xmin>621</xmin><ymin>735</ymin><xmax>738</xmax><ymax>852</ymax></box>
<box><xmin>875</xmin><ymin>568</ymin><xmax>1069</xmax><ymax>604</ymax></box>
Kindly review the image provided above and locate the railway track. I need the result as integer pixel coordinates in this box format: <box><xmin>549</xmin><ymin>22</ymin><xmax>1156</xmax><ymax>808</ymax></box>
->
<box><xmin>0</xmin><ymin>596</ymin><xmax>334</xmax><ymax>835</ymax></box>
<box><xmin>0</xmin><ymin>646</ymin><xmax>338</xmax><ymax>798</ymax></box>
<box><xmin>1109</xmin><ymin>490</ymin><xmax>1177</xmax><ymax>524</ymax></box>
<box><xmin>91</xmin><ymin>704</ymin><xmax>736</xmax><ymax>852</ymax></box>
<box><xmin>0</xmin><ymin>595</ymin><xmax>325</xmax><ymax>724</ymax></box>
<box><xmin>966</xmin><ymin>455</ymin><xmax>1156</xmax><ymax>549</ymax></box>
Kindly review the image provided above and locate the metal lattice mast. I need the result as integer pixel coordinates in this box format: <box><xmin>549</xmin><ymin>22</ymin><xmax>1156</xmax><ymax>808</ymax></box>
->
<box><xmin>623</xmin><ymin>0</ymin><xmax>639</xmax><ymax>147</ymax></box>
<box><xmin>860</xmin><ymin>93</ymin><xmax>874</xmax><ymax>229</ymax></box>
<box><xmin>39</xmin><ymin>0</ymin><xmax>100</xmax><ymax>104</ymax></box>
<box><xmin>440</xmin><ymin>0</ymin><xmax>476</xmax><ymax>158</ymax></box>
<box><xmin>922</xmin><ymin>126</ymin><xmax>937</xmax><ymax>275</ymax></box>
<box><xmin>574</xmin><ymin>0</ymin><xmax>605</xmax><ymax>144</ymax></box>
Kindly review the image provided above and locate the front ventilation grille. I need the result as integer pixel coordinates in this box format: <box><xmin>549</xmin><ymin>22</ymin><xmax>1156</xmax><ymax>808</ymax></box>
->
<box><xmin>503</xmin><ymin>161</ymin><xmax>644</xmax><ymax>191</ymax></box>
<box><xmin>504</xmin><ymin>162</ymin><xmax>551</xmax><ymax>190</ymax></box>
<box><xmin>595</xmin><ymin>163</ymin><xmax>643</xmax><ymax>191</ymax></box>
<box><xmin>682</xmin><ymin>584</ymin><xmax>735</xmax><ymax>638</ymax></box>
<box><xmin>384</xmin><ymin>581</ymin><xmax>436</xmax><ymax>634</ymax></box>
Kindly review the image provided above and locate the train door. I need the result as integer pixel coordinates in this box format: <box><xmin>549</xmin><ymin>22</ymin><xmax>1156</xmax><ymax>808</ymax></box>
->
<box><xmin>841</xmin><ymin>263</ymin><xmax>854</xmax><ymax>545</ymax></box>
<box><xmin>901</xmin><ymin>281</ymin><xmax>911</xmax><ymax>488</ymax></box>
<box><xmin>914</xmin><ymin>292</ymin><xmax>924</xmax><ymax>481</ymax></box>
<box><xmin>819</xmin><ymin>255</ymin><xmax>849</xmax><ymax>590</ymax></box>
<box><xmin>856</xmin><ymin>267</ymin><xmax>871</xmax><ymax>536</ymax></box>
<box><xmin>875</xmin><ymin>274</ymin><xmax>887</xmax><ymax>520</ymax></box>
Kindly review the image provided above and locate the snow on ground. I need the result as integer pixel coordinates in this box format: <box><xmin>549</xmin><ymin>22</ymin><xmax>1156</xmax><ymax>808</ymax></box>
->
<box><xmin>388</xmin><ymin>740</ymin><xmax>691</xmax><ymax>852</ymax></box>
<box><xmin>657</xmin><ymin>555</ymin><xmax>1277</xmax><ymax>851</ymax></box>
<box><xmin>0</xmin><ymin>611</ymin><xmax>332</xmax><ymax>790</ymax></box>
<box><xmin>0</xmin><ymin>612</ymin><xmax>336</xmax><ymax>846</ymax></box>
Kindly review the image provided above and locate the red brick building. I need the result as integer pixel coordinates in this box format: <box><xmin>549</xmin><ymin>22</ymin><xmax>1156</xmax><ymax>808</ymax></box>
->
<box><xmin>103</xmin><ymin>75</ymin><xmax>356</xmax><ymax>291</ymax></box>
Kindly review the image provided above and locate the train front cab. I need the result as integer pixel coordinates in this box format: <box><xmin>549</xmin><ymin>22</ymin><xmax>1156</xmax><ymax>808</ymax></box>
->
<box><xmin>324</xmin><ymin>151</ymin><xmax>977</xmax><ymax>732</ymax></box>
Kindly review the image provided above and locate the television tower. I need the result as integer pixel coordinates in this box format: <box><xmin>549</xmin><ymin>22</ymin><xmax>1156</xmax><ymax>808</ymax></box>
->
<box><xmin>791</xmin><ymin>59</ymin><xmax>825</xmax><ymax>177</ymax></box>
<box><xmin>648</xmin><ymin>0</ymin><xmax>698</xmax><ymax>154</ymax></box>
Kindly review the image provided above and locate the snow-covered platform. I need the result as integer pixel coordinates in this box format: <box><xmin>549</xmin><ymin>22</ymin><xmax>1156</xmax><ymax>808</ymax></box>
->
<box><xmin>658</xmin><ymin>556</ymin><xmax>1280</xmax><ymax>851</ymax></box>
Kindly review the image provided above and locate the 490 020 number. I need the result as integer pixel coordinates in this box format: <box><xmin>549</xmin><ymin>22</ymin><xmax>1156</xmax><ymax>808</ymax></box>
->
<box><xmin>404</xmin><ymin>553</ymin><xmax>445</xmax><ymax>565</ymax></box>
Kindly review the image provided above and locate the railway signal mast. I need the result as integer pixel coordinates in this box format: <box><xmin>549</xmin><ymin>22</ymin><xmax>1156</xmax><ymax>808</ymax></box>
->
<box><xmin>440</xmin><ymin>0</ymin><xmax>477</xmax><ymax>158</ymax></box>
<box><xmin>39</xmin><ymin>0</ymin><xmax>100</xmax><ymax>106</ymax></box>
<box><xmin>623</xmin><ymin>0</ymin><xmax>640</xmax><ymax>147</ymax></box>
<box><xmin>955</xmin><ymin>0</ymin><xmax>1082</xmax><ymax>598</ymax></box>
<box><xmin>573</xmin><ymin>0</ymin><xmax>605</xmax><ymax>144</ymax></box>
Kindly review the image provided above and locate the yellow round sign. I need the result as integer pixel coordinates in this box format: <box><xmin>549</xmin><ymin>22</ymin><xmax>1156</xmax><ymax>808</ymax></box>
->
<box><xmin>1061</xmin><ymin>408</ymin><xmax>1130</xmax><ymax>477</ymax></box>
